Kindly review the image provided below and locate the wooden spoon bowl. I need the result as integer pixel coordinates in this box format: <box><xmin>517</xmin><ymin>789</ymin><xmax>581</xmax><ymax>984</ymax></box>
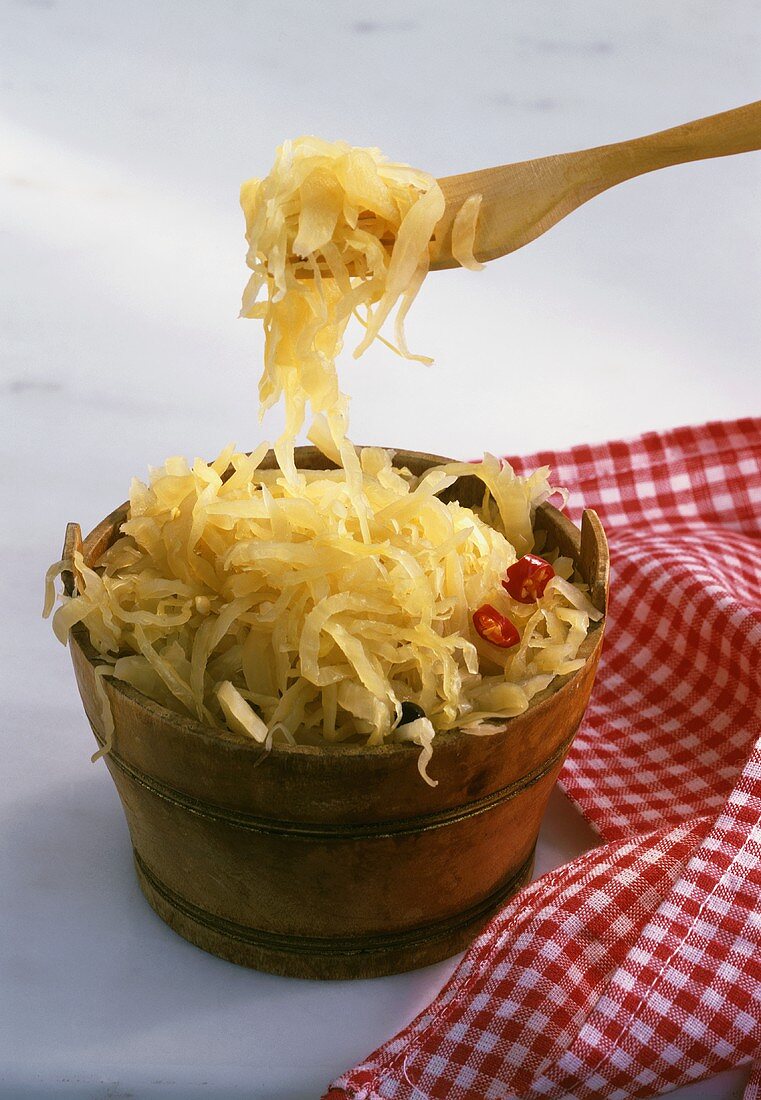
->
<box><xmin>431</xmin><ymin>99</ymin><xmax>761</xmax><ymax>269</ymax></box>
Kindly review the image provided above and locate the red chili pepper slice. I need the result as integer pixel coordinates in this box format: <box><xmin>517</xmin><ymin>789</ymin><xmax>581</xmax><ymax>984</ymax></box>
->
<box><xmin>472</xmin><ymin>604</ymin><xmax>520</xmax><ymax>648</ymax></box>
<box><xmin>502</xmin><ymin>554</ymin><xmax>555</xmax><ymax>603</ymax></box>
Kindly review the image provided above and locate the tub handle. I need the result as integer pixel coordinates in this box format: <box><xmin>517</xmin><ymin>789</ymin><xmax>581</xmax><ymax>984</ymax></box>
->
<box><xmin>62</xmin><ymin>522</ymin><xmax>83</xmax><ymax>597</ymax></box>
<box><xmin>580</xmin><ymin>509</ymin><xmax>608</xmax><ymax>615</ymax></box>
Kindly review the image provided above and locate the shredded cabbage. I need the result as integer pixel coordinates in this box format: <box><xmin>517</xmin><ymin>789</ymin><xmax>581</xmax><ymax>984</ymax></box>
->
<box><xmin>44</xmin><ymin>444</ymin><xmax>601</xmax><ymax>784</ymax></box>
<box><xmin>240</xmin><ymin>137</ymin><xmax>445</xmax><ymax>478</ymax></box>
<box><xmin>44</xmin><ymin>137</ymin><xmax>602</xmax><ymax>784</ymax></box>
<box><xmin>451</xmin><ymin>194</ymin><xmax>486</xmax><ymax>272</ymax></box>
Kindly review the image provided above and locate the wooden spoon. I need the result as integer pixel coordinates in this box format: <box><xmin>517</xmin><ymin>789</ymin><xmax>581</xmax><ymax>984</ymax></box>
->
<box><xmin>430</xmin><ymin>100</ymin><xmax>761</xmax><ymax>271</ymax></box>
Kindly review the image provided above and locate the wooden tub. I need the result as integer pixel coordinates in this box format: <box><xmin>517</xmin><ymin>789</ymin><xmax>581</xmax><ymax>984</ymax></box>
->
<box><xmin>64</xmin><ymin>447</ymin><xmax>608</xmax><ymax>979</ymax></box>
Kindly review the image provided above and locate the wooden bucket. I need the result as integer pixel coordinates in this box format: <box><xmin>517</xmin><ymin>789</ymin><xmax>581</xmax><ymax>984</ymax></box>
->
<box><xmin>64</xmin><ymin>448</ymin><xmax>608</xmax><ymax>979</ymax></box>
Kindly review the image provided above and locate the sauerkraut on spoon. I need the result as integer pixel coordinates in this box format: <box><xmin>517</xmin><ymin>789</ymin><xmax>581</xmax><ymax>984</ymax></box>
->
<box><xmin>45</xmin><ymin>137</ymin><xmax>601</xmax><ymax>784</ymax></box>
<box><xmin>239</xmin><ymin>136</ymin><xmax>483</xmax><ymax>480</ymax></box>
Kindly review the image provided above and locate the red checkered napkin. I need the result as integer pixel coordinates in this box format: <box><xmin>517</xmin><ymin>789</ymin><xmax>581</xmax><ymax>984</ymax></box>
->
<box><xmin>326</xmin><ymin>418</ymin><xmax>761</xmax><ymax>1100</ymax></box>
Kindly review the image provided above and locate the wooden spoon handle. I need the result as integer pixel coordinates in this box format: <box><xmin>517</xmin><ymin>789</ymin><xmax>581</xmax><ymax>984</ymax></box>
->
<box><xmin>589</xmin><ymin>99</ymin><xmax>761</xmax><ymax>184</ymax></box>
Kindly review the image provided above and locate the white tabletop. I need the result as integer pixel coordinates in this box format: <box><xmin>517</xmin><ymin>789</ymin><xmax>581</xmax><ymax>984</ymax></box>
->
<box><xmin>1</xmin><ymin>2</ymin><xmax>758</xmax><ymax>1097</ymax></box>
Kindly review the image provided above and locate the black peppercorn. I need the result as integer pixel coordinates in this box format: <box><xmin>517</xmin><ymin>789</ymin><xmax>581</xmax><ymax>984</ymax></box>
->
<box><xmin>398</xmin><ymin>701</ymin><xmax>426</xmax><ymax>726</ymax></box>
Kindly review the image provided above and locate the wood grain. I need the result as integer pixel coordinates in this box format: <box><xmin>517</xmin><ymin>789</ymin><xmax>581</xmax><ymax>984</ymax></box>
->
<box><xmin>65</xmin><ymin>447</ymin><xmax>609</xmax><ymax>979</ymax></box>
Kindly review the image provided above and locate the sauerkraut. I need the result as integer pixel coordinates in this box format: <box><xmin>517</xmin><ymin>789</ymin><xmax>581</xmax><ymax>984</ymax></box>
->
<box><xmin>45</xmin><ymin>445</ymin><xmax>601</xmax><ymax>783</ymax></box>
<box><xmin>45</xmin><ymin>137</ymin><xmax>601</xmax><ymax>783</ymax></box>
<box><xmin>240</xmin><ymin>137</ymin><xmax>446</xmax><ymax>479</ymax></box>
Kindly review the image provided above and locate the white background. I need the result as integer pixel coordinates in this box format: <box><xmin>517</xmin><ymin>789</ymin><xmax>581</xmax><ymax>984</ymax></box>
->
<box><xmin>1</xmin><ymin>1</ymin><xmax>759</xmax><ymax>1097</ymax></box>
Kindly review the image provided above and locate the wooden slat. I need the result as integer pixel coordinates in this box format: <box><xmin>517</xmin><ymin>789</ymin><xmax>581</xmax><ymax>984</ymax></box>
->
<box><xmin>61</xmin><ymin>522</ymin><xmax>83</xmax><ymax>597</ymax></box>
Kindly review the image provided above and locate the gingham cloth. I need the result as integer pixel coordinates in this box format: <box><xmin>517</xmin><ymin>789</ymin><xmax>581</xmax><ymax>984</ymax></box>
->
<box><xmin>325</xmin><ymin>417</ymin><xmax>761</xmax><ymax>1100</ymax></box>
